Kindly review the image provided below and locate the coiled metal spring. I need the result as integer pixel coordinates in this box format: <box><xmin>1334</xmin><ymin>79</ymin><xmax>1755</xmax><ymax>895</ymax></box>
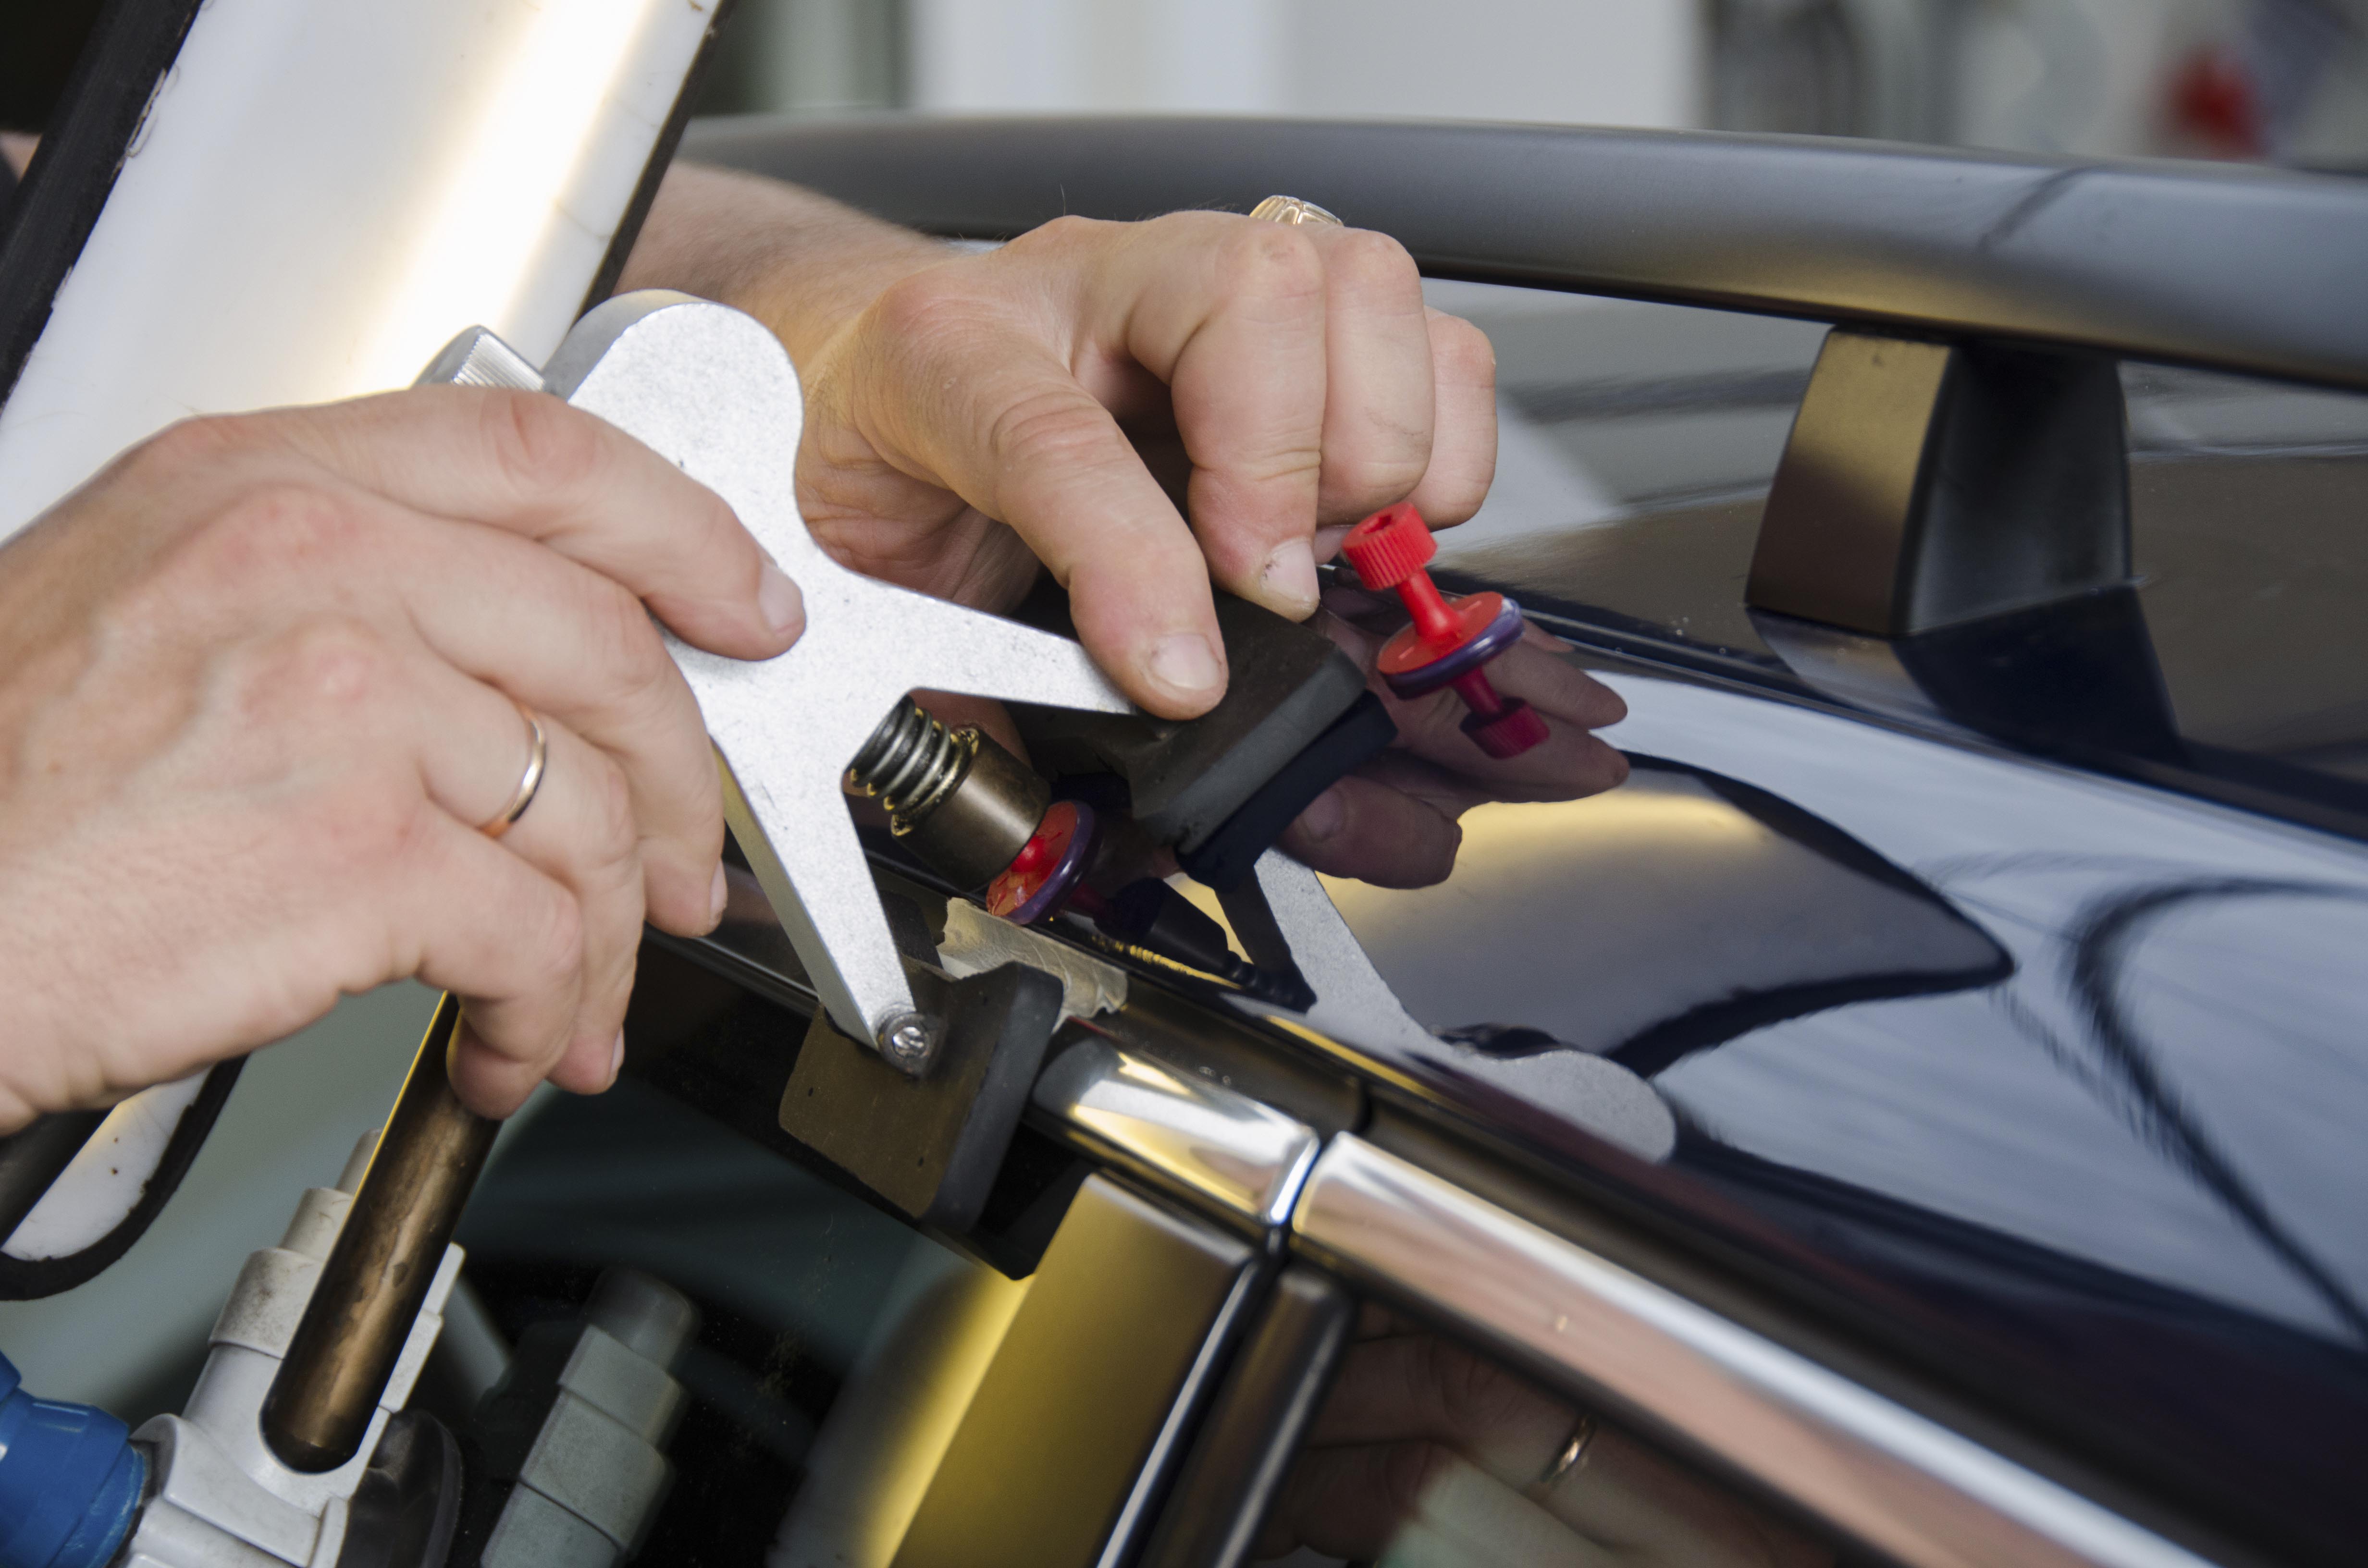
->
<box><xmin>847</xmin><ymin>697</ymin><xmax>973</xmax><ymax>830</ymax></box>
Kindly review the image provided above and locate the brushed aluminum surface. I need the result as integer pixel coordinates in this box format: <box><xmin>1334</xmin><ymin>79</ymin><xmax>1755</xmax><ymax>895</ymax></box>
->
<box><xmin>489</xmin><ymin>294</ymin><xmax>1131</xmax><ymax>1060</ymax></box>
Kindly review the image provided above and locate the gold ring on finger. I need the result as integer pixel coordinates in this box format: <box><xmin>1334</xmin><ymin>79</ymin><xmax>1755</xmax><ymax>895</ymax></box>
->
<box><xmin>480</xmin><ymin>699</ymin><xmax>547</xmax><ymax>840</ymax></box>
<box><xmin>1249</xmin><ymin>194</ymin><xmax>1344</xmax><ymax>227</ymax></box>
<box><xmin>1524</xmin><ymin>1411</ymin><xmax>1598</xmax><ymax>1503</ymax></box>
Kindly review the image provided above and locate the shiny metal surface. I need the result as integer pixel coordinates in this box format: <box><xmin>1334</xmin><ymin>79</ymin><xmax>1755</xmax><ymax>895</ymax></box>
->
<box><xmin>899</xmin><ymin>734</ymin><xmax>1050</xmax><ymax>894</ymax></box>
<box><xmin>893</xmin><ymin>1175</ymin><xmax>1263</xmax><ymax>1568</ymax></box>
<box><xmin>433</xmin><ymin>296</ymin><xmax>1131</xmax><ymax>1064</ymax></box>
<box><xmin>1032</xmin><ymin>1038</ymin><xmax>1318</xmax><ymax>1228</ymax></box>
<box><xmin>1292</xmin><ymin>1135</ymin><xmax>2216</xmax><ymax>1568</ymax></box>
<box><xmin>261</xmin><ymin>998</ymin><xmax>495</xmax><ymax>1473</ymax></box>
<box><xmin>0</xmin><ymin>0</ymin><xmax>717</xmax><ymax>536</ymax></box>
<box><xmin>1247</xmin><ymin>196</ymin><xmax>1342</xmax><ymax>228</ymax></box>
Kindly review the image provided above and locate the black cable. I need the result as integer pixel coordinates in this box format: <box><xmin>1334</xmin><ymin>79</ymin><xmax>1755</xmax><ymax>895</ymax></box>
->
<box><xmin>0</xmin><ymin>0</ymin><xmax>206</xmax><ymax>407</ymax></box>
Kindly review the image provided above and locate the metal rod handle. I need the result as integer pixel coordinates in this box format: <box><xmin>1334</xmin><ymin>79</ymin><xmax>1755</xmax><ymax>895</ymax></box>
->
<box><xmin>262</xmin><ymin>993</ymin><xmax>498</xmax><ymax>1472</ymax></box>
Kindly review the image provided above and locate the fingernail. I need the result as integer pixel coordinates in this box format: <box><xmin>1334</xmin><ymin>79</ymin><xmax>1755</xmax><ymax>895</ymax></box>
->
<box><xmin>709</xmin><ymin>862</ymin><xmax>729</xmax><ymax>926</ymax></box>
<box><xmin>1146</xmin><ymin>633</ymin><xmax>1223</xmax><ymax>704</ymax></box>
<box><xmin>759</xmin><ymin>560</ymin><xmax>804</xmax><ymax>639</ymax></box>
<box><xmin>1259</xmin><ymin>540</ymin><xmax>1320</xmax><ymax>617</ymax></box>
<box><xmin>607</xmin><ymin>1030</ymin><xmax>625</xmax><ymax>1089</ymax></box>
<box><xmin>1298</xmin><ymin>786</ymin><xmax>1346</xmax><ymax>842</ymax></box>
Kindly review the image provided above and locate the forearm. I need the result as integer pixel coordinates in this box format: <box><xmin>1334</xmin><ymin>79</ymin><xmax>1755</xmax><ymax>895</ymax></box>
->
<box><xmin>2</xmin><ymin>132</ymin><xmax>37</xmax><ymax>179</ymax></box>
<box><xmin>617</xmin><ymin>161</ymin><xmax>954</xmax><ymax>368</ymax></box>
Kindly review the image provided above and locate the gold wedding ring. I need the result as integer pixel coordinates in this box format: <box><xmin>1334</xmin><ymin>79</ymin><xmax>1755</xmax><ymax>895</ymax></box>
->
<box><xmin>1525</xmin><ymin>1412</ymin><xmax>1599</xmax><ymax>1502</ymax></box>
<box><xmin>480</xmin><ymin>699</ymin><xmax>547</xmax><ymax>840</ymax></box>
<box><xmin>1249</xmin><ymin>194</ymin><xmax>1343</xmax><ymax>227</ymax></box>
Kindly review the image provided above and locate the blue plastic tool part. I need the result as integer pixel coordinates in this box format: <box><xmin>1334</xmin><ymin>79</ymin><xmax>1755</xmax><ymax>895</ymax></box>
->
<box><xmin>0</xmin><ymin>1353</ymin><xmax>146</xmax><ymax>1568</ymax></box>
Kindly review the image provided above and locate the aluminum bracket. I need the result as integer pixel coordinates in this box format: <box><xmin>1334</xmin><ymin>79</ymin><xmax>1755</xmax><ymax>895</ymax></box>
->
<box><xmin>424</xmin><ymin>294</ymin><xmax>1131</xmax><ymax>1068</ymax></box>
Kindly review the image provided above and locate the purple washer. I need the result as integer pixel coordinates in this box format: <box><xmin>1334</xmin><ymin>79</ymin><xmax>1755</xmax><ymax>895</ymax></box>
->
<box><xmin>1004</xmin><ymin>799</ymin><xmax>1099</xmax><ymax>925</ymax></box>
<box><xmin>1380</xmin><ymin>595</ymin><xmax>1528</xmax><ymax>698</ymax></box>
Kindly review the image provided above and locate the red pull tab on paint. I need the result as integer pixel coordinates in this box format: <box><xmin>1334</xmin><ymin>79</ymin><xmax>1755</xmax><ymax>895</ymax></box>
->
<box><xmin>1340</xmin><ymin>503</ymin><xmax>1546</xmax><ymax>758</ymax></box>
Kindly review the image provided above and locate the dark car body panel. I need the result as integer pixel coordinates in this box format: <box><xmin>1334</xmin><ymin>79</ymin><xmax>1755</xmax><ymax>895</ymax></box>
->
<box><xmin>1320</xmin><ymin>659</ymin><xmax>2368</xmax><ymax>1562</ymax></box>
<box><xmin>1345</xmin><ymin>290</ymin><xmax>2368</xmax><ymax>1568</ymax></box>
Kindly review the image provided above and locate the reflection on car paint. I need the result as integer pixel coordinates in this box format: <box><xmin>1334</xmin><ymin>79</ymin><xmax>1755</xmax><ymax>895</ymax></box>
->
<box><xmin>1320</xmin><ymin>668</ymin><xmax>2368</xmax><ymax>1557</ymax></box>
<box><xmin>1320</xmin><ymin>759</ymin><xmax>2008</xmax><ymax>1074</ymax></box>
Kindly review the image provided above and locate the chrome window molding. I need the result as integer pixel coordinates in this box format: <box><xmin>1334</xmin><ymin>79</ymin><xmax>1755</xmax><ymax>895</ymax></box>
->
<box><xmin>1033</xmin><ymin>1037</ymin><xmax>1320</xmax><ymax>1229</ymax></box>
<box><xmin>1290</xmin><ymin>1135</ymin><xmax>2220</xmax><ymax>1568</ymax></box>
<box><xmin>667</xmin><ymin>877</ymin><xmax>2221</xmax><ymax>1563</ymax></box>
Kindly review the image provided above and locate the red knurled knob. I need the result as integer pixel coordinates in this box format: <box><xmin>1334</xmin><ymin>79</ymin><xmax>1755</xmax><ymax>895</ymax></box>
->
<box><xmin>1341</xmin><ymin>503</ymin><xmax>1436</xmax><ymax>590</ymax></box>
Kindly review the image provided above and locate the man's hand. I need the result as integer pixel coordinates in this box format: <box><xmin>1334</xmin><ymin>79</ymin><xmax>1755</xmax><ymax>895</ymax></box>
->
<box><xmin>1259</xmin><ymin>1312</ymin><xmax>1832</xmax><ymax>1565</ymax></box>
<box><xmin>624</xmin><ymin>166</ymin><xmax>1498</xmax><ymax>720</ymax></box>
<box><xmin>626</xmin><ymin>165</ymin><xmax>1627</xmax><ymax>888</ymax></box>
<box><xmin>0</xmin><ymin>390</ymin><xmax>802</xmax><ymax>1129</ymax></box>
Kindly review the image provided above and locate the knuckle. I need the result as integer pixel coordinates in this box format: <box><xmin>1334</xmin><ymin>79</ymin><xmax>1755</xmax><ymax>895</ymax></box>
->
<box><xmin>1011</xmin><ymin>212</ymin><xmax>1110</xmax><ymax>253</ymax></box>
<box><xmin>307</xmin><ymin>782</ymin><xmax>433</xmax><ymax>889</ymax></box>
<box><xmin>1219</xmin><ymin>222</ymin><xmax>1325</xmax><ymax>301</ymax></box>
<box><xmin>130</xmin><ymin>484</ymin><xmax>365</xmax><ymax>621</ymax></box>
<box><xmin>523</xmin><ymin>887</ymin><xmax>588</xmax><ymax>992</ymax></box>
<box><xmin>1335</xmin><ymin>442</ymin><xmax>1432</xmax><ymax>507</ymax></box>
<box><xmin>1238</xmin><ymin>441</ymin><xmax>1326</xmax><ymax>496</ymax></box>
<box><xmin>134</xmin><ymin>413</ymin><xmax>256</xmax><ymax>476</ymax></box>
<box><xmin>871</xmin><ymin>266</ymin><xmax>992</xmax><ymax>346</ymax></box>
<box><xmin>257</xmin><ymin>616</ymin><xmax>395</xmax><ymax>715</ymax></box>
<box><xmin>587</xmin><ymin>753</ymin><xmax>638</xmax><ymax>861</ymax></box>
<box><xmin>1432</xmin><ymin>312</ymin><xmax>1498</xmax><ymax>383</ymax></box>
<box><xmin>576</xmin><ymin>574</ymin><xmax>670</xmax><ymax>693</ymax></box>
<box><xmin>987</xmin><ymin>389</ymin><xmax>1121</xmax><ymax>477</ymax></box>
<box><xmin>482</xmin><ymin>389</ymin><xmax>607</xmax><ymax>496</ymax></box>
<box><xmin>1333</xmin><ymin>228</ymin><xmax>1421</xmax><ymax>298</ymax></box>
<box><xmin>210</xmin><ymin>482</ymin><xmax>364</xmax><ymax>567</ymax></box>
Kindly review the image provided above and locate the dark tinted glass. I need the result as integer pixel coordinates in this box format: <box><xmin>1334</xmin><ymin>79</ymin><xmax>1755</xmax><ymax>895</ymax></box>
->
<box><xmin>1422</xmin><ymin>278</ymin><xmax>2368</xmax><ymax>819</ymax></box>
<box><xmin>453</xmin><ymin>1079</ymin><xmax>1021</xmax><ymax>1568</ymax></box>
<box><xmin>1257</xmin><ymin>1305</ymin><xmax>1839</xmax><ymax>1567</ymax></box>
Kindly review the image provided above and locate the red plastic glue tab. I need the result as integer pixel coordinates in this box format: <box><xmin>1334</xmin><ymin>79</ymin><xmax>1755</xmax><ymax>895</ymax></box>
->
<box><xmin>987</xmin><ymin>799</ymin><xmax>1098</xmax><ymax>924</ymax></box>
<box><xmin>1375</xmin><ymin>592</ymin><xmax>1514</xmax><ymax>686</ymax></box>
<box><xmin>1341</xmin><ymin>502</ymin><xmax>1546</xmax><ymax>759</ymax></box>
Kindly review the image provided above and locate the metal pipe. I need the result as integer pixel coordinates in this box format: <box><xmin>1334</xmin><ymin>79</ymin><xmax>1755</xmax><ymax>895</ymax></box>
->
<box><xmin>260</xmin><ymin>994</ymin><xmax>496</xmax><ymax>1473</ymax></box>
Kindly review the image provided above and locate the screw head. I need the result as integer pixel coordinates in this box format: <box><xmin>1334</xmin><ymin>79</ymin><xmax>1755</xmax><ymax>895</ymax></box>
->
<box><xmin>877</xmin><ymin>1012</ymin><xmax>937</xmax><ymax>1073</ymax></box>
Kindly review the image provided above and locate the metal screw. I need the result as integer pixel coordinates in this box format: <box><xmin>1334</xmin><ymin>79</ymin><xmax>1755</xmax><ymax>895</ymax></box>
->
<box><xmin>877</xmin><ymin>1011</ymin><xmax>937</xmax><ymax>1074</ymax></box>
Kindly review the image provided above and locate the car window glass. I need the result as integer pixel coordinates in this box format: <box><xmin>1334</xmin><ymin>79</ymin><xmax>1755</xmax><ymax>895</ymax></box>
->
<box><xmin>1420</xmin><ymin>277</ymin><xmax>2368</xmax><ymax>805</ymax></box>
<box><xmin>452</xmin><ymin>1078</ymin><xmax>1026</xmax><ymax>1568</ymax></box>
<box><xmin>1257</xmin><ymin>1304</ymin><xmax>1838</xmax><ymax>1568</ymax></box>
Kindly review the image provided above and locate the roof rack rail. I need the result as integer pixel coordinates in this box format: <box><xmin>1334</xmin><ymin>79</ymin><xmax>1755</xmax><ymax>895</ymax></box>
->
<box><xmin>684</xmin><ymin>114</ymin><xmax>2368</xmax><ymax>394</ymax></box>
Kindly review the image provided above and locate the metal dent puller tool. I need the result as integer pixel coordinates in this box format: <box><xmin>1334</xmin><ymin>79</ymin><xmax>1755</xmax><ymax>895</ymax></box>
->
<box><xmin>260</xmin><ymin>291</ymin><xmax>1139</xmax><ymax>1473</ymax></box>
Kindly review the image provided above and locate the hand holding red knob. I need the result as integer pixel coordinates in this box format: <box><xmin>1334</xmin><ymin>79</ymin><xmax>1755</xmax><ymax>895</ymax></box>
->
<box><xmin>1340</xmin><ymin>504</ymin><xmax>1550</xmax><ymax>759</ymax></box>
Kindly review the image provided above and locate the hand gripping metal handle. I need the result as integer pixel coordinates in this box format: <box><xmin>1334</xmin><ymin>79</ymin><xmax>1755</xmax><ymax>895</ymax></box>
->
<box><xmin>426</xmin><ymin>294</ymin><xmax>1131</xmax><ymax>1070</ymax></box>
